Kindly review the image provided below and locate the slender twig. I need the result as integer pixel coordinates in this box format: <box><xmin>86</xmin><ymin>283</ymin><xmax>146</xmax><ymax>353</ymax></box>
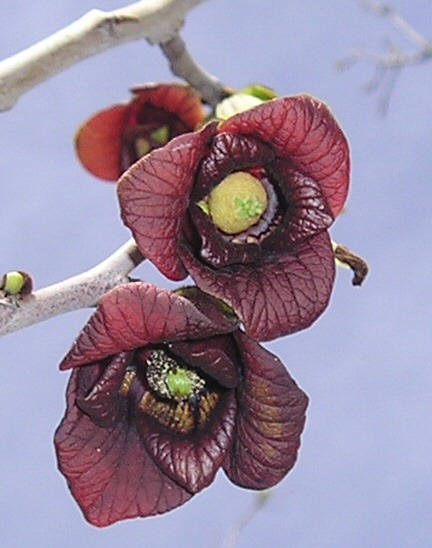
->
<box><xmin>337</xmin><ymin>1</ymin><xmax>432</xmax><ymax>113</ymax></box>
<box><xmin>160</xmin><ymin>33</ymin><xmax>227</xmax><ymax>107</ymax></box>
<box><xmin>0</xmin><ymin>239</ymin><xmax>143</xmax><ymax>336</ymax></box>
<box><xmin>222</xmin><ymin>491</ymin><xmax>272</xmax><ymax>548</ymax></box>
<box><xmin>0</xmin><ymin>0</ymin><xmax>206</xmax><ymax>112</ymax></box>
<box><xmin>361</xmin><ymin>1</ymin><xmax>431</xmax><ymax>50</ymax></box>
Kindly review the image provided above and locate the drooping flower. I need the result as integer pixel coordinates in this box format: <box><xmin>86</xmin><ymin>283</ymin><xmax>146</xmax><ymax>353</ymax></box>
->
<box><xmin>54</xmin><ymin>283</ymin><xmax>308</xmax><ymax>527</ymax></box>
<box><xmin>75</xmin><ymin>83</ymin><xmax>206</xmax><ymax>181</ymax></box>
<box><xmin>117</xmin><ymin>94</ymin><xmax>350</xmax><ymax>341</ymax></box>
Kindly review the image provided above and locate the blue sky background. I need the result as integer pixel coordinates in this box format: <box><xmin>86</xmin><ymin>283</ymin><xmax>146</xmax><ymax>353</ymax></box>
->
<box><xmin>1</xmin><ymin>1</ymin><xmax>431</xmax><ymax>546</ymax></box>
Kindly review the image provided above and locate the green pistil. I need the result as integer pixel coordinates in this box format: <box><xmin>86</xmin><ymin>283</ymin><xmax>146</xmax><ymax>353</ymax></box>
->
<box><xmin>135</xmin><ymin>126</ymin><xmax>170</xmax><ymax>159</ymax></box>
<box><xmin>146</xmin><ymin>349</ymin><xmax>205</xmax><ymax>402</ymax></box>
<box><xmin>166</xmin><ymin>369</ymin><xmax>196</xmax><ymax>399</ymax></box>
<box><xmin>234</xmin><ymin>196</ymin><xmax>266</xmax><ymax>220</ymax></box>
<box><xmin>204</xmin><ymin>171</ymin><xmax>268</xmax><ymax>235</ymax></box>
<box><xmin>150</xmin><ymin>126</ymin><xmax>170</xmax><ymax>145</ymax></box>
<box><xmin>135</xmin><ymin>137</ymin><xmax>151</xmax><ymax>158</ymax></box>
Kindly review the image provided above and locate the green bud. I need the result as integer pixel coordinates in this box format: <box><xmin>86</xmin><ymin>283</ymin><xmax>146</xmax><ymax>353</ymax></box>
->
<box><xmin>1</xmin><ymin>271</ymin><xmax>26</xmax><ymax>295</ymax></box>
<box><xmin>240</xmin><ymin>84</ymin><xmax>278</xmax><ymax>102</ymax></box>
<box><xmin>215</xmin><ymin>93</ymin><xmax>264</xmax><ymax>121</ymax></box>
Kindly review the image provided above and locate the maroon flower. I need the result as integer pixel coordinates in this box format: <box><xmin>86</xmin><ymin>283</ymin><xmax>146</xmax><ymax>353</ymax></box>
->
<box><xmin>54</xmin><ymin>283</ymin><xmax>308</xmax><ymax>527</ymax></box>
<box><xmin>75</xmin><ymin>83</ymin><xmax>206</xmax><ymax>181</ymax></box>
<box><xmin>117</xmin><ymin>94</ymin><xmax>350</xmax><ymax>341</ymax></box>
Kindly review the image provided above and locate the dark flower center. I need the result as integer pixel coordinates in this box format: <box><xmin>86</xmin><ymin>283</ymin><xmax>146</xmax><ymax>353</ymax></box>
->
<box><xmin>134</xmin><ymin>126</ymin><xmax>170</xmax><ymax>157</ymax></box>
<box><xmin>121</xmin><ymin>104</ymin><xmax>189</xmax><ymax>171</ymax></box>
<box><xmin>146</xmin><ymin>349</ymin><xmax>206</xmax><ymax>402</ymax></box>
<box><xmin>120</xmin><ymin>348</ymin><xmax>222</xmax><ymax>435</ymax></box>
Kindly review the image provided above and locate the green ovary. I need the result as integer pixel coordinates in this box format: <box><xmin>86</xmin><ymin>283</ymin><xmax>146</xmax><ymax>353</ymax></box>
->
<box><xmin>234</xmin><ymin>196</ymin><xmax>265</xmax><ymax>220</ymax></box>
<box><xmin>150</xmin><ymin>125</ymin><xmax>170</xmax><ymax>145</ymax></box>
<box><xmin>205</xmin><ymin>171</ymin><xmax>268</xmax><ymax>235</ymax></box>
<box><xmin>166</xmin><ymin>369</ymin><xmax>197</xmax><ymax>399</ymax></box>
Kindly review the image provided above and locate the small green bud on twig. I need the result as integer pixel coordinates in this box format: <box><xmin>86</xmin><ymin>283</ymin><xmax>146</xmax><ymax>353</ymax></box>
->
<box><xmin>0</xmin><ymin>271</ymin><xmax>33</xmax><ymax>301</ymax></box>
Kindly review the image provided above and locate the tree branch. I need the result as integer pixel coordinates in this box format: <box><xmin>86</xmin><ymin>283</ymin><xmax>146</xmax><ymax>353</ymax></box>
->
<box><xmin>0</xmin><ymin>239</ymin><xmax>143</xmax><ymax>336</ymax></box>
<box><xmin>337</xmin><ymin>1</ymin><xmax>432</xmax><ymax>113</ymax></box>
<box><xmin>160</xmin><ymin>34</ymin><xmax>227</xmax><ymax>107</ymax></box>
<box><xmin>0</xmin><ymin>0</ymin><xmax>206</xmax><ymax>112</ymax></box>
<box><xmin>222</xmin><ymin>491</ymin><xmax>272</xmax><ymax>548</ymax></box>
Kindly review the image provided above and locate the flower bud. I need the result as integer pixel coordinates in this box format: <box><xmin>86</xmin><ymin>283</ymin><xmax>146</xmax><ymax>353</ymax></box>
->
<box><xmin>0</xmin><ymin>270</ymin><xmax>33</xmax><ymax>299</ymax></box>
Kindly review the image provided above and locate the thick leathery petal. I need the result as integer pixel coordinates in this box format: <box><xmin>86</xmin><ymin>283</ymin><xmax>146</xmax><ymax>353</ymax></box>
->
<box><xmin>75</xmin><ymin>105</ymin><xmax>127</xmax><ymax>181</ymax></box>
<box><xmin>169</xmin><ymin>336</ymin><xmax>239</xmax><ymax>388</ymax></box>
<box><xmin>76</xmin><ymin>352</ymin><xmax>132</xmax><ymax>428</ymax></box>
<box><xmin>221</xmin><ymin>95</ymin><xmax>350</xmax><ymax>216</ymax></box>
<box><xmin>136</xmin><ymin>391</ymin><xmax>237</xmax><ymax>493</ymax></box>
<box><xmin>194</xmin><ymin>132</ymin><xmax>274</xmax><ymax>200</ymax></box>
<box><xmin>60</xmin><ymin>282</ymin><xmax>237</xmax><ymax>371</ymax></box>
<box><xmin>179</xmin><ymin>232</ymin><xmax>336</xmax><ymax>342</ymax></box>
<box><xmin>54</xmin><ymin>367</ymin><xmax>192</xmax><ymax>527</ymax></box>
<box><xmin>130</xmin><ymin>83</ymin><xmax>206</xmax><ymax>129</ymax></box>
<box><xmin>190</xmin><ymin>204</ymin><xmax>261</xmax><ymax>268</ymax></box>
<box><xmin>263</xmin><ymin>160</ymin><xmax>334</xmax><ymax>251</ymax></box>
<box><xmin>223</xmin><ymin>332</ymin><xmax>308</xmax><ymax>489</ymax></box>
<box><xmin>118</xmin><ymin>123</ymin><xmax>217</xmax><ymax>280</ymax></box>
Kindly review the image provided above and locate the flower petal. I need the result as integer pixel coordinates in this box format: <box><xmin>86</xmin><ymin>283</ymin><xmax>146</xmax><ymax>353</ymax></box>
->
<box><xmin>118</xmin><ymin>122</ymin><xmax>217</xmax><ymax>280</ymax></box>
<box><xmin>136</xmin><ymin>391</ymin><xmax>237</xmax><ymax>493</ymax></box>
<box><xmin>264</xmin><ymin>160</ymin><xmax>334</xmax><ymax>250</ymax></box>
<box><xmin>223</xmin><ymin>332</ymin><xmax>308</xmax><ymax>489</ymax></box>
<box><xmin>60</xmin><ymin>282</ymin><xmax>237</xmax><ymax>371</ymax></box>
<box><xmin>179</xmin><ymin>231</ymin><xmax>336</xmax><ymax>341</ymax></box>
<box><xmin>221</xmin><ymin>95</ymin><xmax>350</xmax><ymax>216</ymax></box>
<box><xmin>194</xmin><ymin>132</ymin><xmax>274</xmax><ymax>200</ymax></box>
<box><xmin>169</xmin><ymin>336</ymin><xmax>239</xmax><ymax>388</ymax></box>
<box><xmin>76</xmin><ymin>352</ymin><xmax>131</xmax><ymax>428</ymax></box>
<box><xmin>130</xmin><ymin>83</ymin><xmax>206</xmax><ymax>129</ymax></box>
<box><xmin>190</xmin><ymin>204</ymin><xmax>261</xmax><ymax>268</ymax></box>
<box><xmin>75</xmin><ymin>105</ymin><xmax>127</xmax><ymax>181</ymax></box>
<box><xmin>54</xmin><ymin>366</ymin><xmax>192</xmax><ymax>527</ymax></box>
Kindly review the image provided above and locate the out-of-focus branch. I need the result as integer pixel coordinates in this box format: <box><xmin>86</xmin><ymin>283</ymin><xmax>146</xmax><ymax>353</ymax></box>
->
<box><xmin>0</xmin><ymin>239</ymin><xmax>143</xmax><ymax>336</ymax></box>
<box><xmin>337</xmin><ymin>1</ymin><xmax>432</xmax><ymax>113</ymax></box>
<box><xmin>222</xmin><ymin>491</ymin><xmax>272</xmax><ymax>548</ymax></box>
<box><xmin>0</xmin><ymin>0</ymin><xmax>206</xmax><ymax>112</ymax></box>
<box><xmin>160</xmin><ymin>34</ymin><xmax>227</xmax><ymax>107</ymax></box>
<box><xmin>361</xmin><ymin>1</ymin><xmax>431</xmax><ymax>50</ymax></box>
